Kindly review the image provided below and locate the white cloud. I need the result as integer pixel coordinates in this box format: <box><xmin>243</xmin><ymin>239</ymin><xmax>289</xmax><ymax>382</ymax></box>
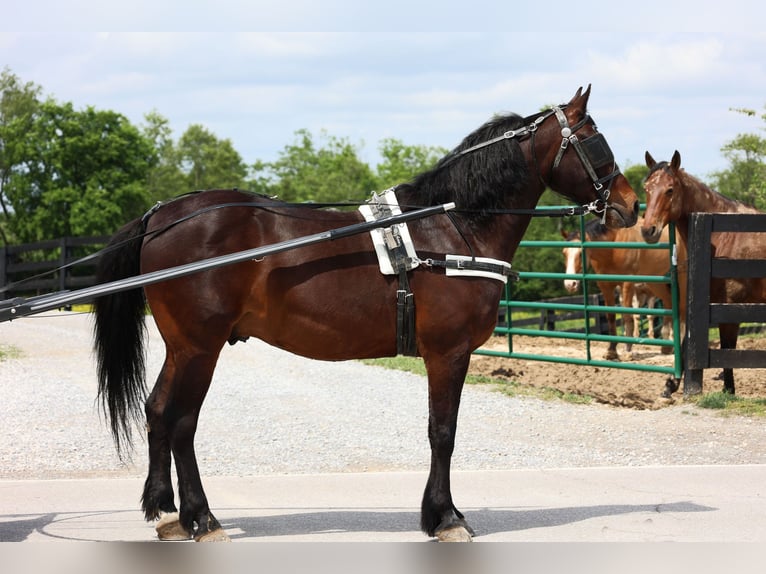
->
<box><xmin>586</xmin><ymin>39</ymin><xmax>726</xmax><ymax>90</ymax></box>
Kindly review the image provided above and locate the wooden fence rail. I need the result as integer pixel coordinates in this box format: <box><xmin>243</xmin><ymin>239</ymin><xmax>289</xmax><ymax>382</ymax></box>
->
<box><xmin>0</xmin><ymin>236</ymin><xmax>109</xmax><ymax>299</ymax></box>
<box><xmin>684</xmin><ymin>213</ymin><xmax>766</xmax><ymax>395</ymax></box>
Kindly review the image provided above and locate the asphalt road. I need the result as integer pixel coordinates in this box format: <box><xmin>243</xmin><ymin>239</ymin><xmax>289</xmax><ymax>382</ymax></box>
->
<box><xmin>2</xmin><ymin>465</ymin><xmax>766</xmax><ymax>543</ymax></box>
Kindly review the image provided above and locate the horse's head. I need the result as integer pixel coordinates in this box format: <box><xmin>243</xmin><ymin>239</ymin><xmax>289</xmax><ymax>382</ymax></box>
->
<box><xmin>561</xmin><ymin>228</ymin><xmax>584</xmax><ymax>292</ymax></box>
<box><xmin>642</xmin><ymin>150</ymin><xmax>683</xmax><ymax>244</ymax></box>
<box><xmin>539</xmin><ymin>86</ymin><xmax>639</xmax><ymax>229</ymax></box>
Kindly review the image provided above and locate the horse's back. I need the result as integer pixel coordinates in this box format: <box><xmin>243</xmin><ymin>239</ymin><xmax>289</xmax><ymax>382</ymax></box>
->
<box><xmin>138</xmin><ymin>189</ymin><xmax>399</xmax><ymax>359</ymax></box>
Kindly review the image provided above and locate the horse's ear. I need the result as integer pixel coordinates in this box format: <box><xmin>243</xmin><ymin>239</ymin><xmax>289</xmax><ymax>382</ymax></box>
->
<box><xmin>568</xmin><ymin>84</ymin><xmax>591</xmax><ymax>109</ymax></box>
<box><xmin>671</xmin><ymin>150</ymin><xmax>681</xmax><ymax>171</ymax></box>
<box><xmin>561</xmin><ymin>228</ymin><xmax>569</xmax><ymax>239</ymax></box>
<box><xmin>645</xmin><ymin>151</ymin><xmax>656</xmax><ymax>168</ymax></box>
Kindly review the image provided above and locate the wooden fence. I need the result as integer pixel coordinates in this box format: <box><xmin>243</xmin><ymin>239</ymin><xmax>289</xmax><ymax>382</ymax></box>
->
<box><xmin>684</xmin><ymin>213</ymin><xmax>766</xmax><ymax>395</ymax></box>
<box><xmin>0</xmin><ymin>236</ymin><xmax>109</xmax><ymax>299</ymax></box>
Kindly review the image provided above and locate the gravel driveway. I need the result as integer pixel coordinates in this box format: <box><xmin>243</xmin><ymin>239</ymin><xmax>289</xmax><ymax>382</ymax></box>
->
<box><xmin>2</xmin><ymin>312</ymin><xmax>766</xmax><ymax>480</ymax></box>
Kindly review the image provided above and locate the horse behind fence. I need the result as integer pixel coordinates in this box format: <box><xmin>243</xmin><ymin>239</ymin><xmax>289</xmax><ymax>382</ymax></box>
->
<box><xmin>643</xmin><ymin>150</ymin><xmax>766</xmax><ymax>396</ymax></box>
<box><xmin>561</xmin><ymin>218</ymin><xmax>675</xmax><ymax>360</ymax></box>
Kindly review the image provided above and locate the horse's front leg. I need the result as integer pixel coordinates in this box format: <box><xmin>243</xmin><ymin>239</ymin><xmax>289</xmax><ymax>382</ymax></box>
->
<box><xmin>420</xmin><ymin>352</ymin><xmax>474</xmax><ymax>542</ymax></box>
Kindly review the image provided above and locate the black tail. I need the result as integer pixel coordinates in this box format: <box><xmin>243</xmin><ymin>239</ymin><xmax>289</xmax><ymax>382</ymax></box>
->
<box><xmin>93</xmin><ymin>218</ymin><xmax>148</xmax><ymax>457</ymax></box>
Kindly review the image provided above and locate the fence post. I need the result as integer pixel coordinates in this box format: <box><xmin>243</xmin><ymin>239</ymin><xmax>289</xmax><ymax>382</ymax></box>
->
<box><xmin>0</xmin><ymin>245</ymin><xmax>6</xmax><ymax>298</ymax></box>
<box><xmin>59</xmin><ymin>237</ymin><xmax>68</xmax><ymax>293</ymax></box>
<box><xmin>684</xmin><ymin>213</ymin><xmax>712</xmax><ymax>396</ymax></box>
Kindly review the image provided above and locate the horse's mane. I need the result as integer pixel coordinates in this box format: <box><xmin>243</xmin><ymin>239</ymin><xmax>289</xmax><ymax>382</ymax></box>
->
<box><xmin>397</xmin><ymin>111</ymin><xmax>534</xmax><ymax>219</ymax></box>
<box><xmin>584</xmin><ymin>218</ymin><xmax>609</xmax><ymax>240</ymax></box>
<box><xmin>649</xmin><ymin>161</ymin><xmax>756</xmax><ymax>212</ymax></box>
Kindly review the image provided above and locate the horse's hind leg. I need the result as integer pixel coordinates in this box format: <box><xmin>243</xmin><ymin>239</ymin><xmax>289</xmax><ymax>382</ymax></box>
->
<box><xmin>420</xmin><ymin>352</ymin><xmax>474</xmax><ymax>542</ymax></box>
<box><xmin>719</xmin><ymin>323</ymin><xmax>739</xmax><ymax>394</ymax></box>
<box><xmin>142</xmin><ymin>363</ymin><xmax>186</xmax><ymax>539</ymax></box>
<box><xmin>620</xmin><ymin>284</ymin><xmax>635</xmax><ymax>360</ymax></box>
<box><xmin>144</xmin><ymin>348</ymin><xmax>230</xmax><ymax>541</ymax></box>
<box><xmin>600</xmin><ymin>283</ymin><xmax>619</xmax><ymax>360</ymax></box>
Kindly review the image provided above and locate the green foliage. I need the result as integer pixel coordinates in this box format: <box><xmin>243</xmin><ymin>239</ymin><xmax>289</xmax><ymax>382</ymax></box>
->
<box><xmin>251</xmin><ymin>129</ymin><xmax>377</xmax><ymax>204</ymax></box>
<box><xmin>3</xmin><ymin>98</ymin><xmax>155</xmax><ymax>241</ymax></box>
<box><xmin>362</xmin><ymin>356</ymin><xmax>594</xmax><ymax>405</ymax></box>
<box><xmin>0</xmin><ymin>68</ymin><xmax>43</xmax><ymax>244</ymax></box>
<box><xmin>710</xmin><ymin>106</ymin><xmax>766</xmax><ymax>210</ymax></box>
<box><xmin>622</xmin><ymin>163</ymin><xmax>648</xmax><ymax>204</ymax></box>
<box><xmin>375</xmin><ymin>137</ymin><xmax>447</xmax><ymax>189</ymax></box>
<box><xmin>695</xmin><ymin>391</ymin><xmax>766</xmax><ymax>417</ymax></box>
<box><xmin>178</xmin><ymin>124</ymin><xmax>248</xmax><ymax>191</ymax></box>
<box><xmin>141</xmin><ymin>110</ymin><xmax>187</xmax><ymax>202</ymax></box>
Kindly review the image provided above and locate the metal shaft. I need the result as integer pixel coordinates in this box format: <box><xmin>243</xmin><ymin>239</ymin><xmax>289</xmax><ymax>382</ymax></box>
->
<box><xmin>0</xmin><ymin>202</ymin><xmax>455</xmax><ymax>322</ymax></box>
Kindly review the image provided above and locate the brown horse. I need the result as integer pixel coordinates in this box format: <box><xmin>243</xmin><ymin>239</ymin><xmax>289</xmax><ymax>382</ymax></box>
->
<box><xmin>562</xmin><ymin>218</ymin><xmax>675</xmax><ymax>360</ymax></box>
<box><xmin>642</xmin><ymin>150</ymin><xmax>764</xmax><ymax>395</ymax></box>
<box><xmin>93</xmin><ymin>87</ymin><xmax>638</xmax><ymax>542</ymax></box>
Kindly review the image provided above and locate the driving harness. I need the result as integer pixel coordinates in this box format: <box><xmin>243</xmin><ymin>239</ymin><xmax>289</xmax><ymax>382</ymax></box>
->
<box><xmin>360</xmin><ymin>104</ymin><xmax>620</xmax><ymax>356</ymax></box>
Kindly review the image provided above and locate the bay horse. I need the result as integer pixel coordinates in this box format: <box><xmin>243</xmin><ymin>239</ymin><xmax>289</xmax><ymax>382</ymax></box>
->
<box><xmin>561</xmin><ymin>218</ymin><xmax>675</xmax><ymax>360</ymax></box>
<box><xmin>93</xmin><ymin>86</ymin><xmax>638</xmax><ymax>542</ymax></box>
<box><xmin>642</xmin><ymin>150</ymin><xmax>764</xmax><ymax>395</ymax></box>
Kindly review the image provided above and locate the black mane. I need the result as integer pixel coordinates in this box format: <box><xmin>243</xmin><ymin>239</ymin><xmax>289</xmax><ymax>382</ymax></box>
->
<box><xmin>584</xmin><ymin>217</ymin><xmax>609</xmax><ymax>240</ymax></box>
<box><xmin>647</xmin><ymin>160</ymin><xmax>669</xmax><ymax>178</ymax></box>
<box><xmin>397</xmin><ymin>111</ymin><xmax>535</xmax><ymax>218</ymax></box>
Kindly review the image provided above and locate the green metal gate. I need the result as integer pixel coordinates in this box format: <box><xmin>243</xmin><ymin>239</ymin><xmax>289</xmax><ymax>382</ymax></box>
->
<box><xmin>474</xmin><ymin>212</ymin><xmax>683</xmax><ymax>379</ymax></box>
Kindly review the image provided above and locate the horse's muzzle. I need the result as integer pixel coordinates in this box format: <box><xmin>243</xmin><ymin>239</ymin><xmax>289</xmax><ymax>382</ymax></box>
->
<box><xmin>641</xmin><ymin>224</ymin><xmax>663</xmax><ymax>244</ymax></box>
<box><xmin>604</xmin><ymin>199</ymin><xmax>639</xmax><ymax>229</ymax></box>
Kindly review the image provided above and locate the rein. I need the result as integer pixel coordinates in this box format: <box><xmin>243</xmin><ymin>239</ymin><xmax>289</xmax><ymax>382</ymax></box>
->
<box><xmin>3</xmin><ymin>105</ymin><xmax>617</xmax><ymax>294</ymax></box>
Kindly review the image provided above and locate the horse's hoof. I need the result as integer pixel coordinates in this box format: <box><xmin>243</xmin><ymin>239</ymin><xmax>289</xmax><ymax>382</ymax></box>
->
<box><xmin>622</xmin><ymin>352</ymin><xmax>634</xmax><ymax>362</ymax></box>
<box><xmin>603</xmin><ymin>351</ymin><xmax>619</xmax><ymax>361</ymax></box>
<box><xmin>661</xmin><ymin>345</ymin><xmax>673</xmax><ymax>355</ymax></box>
<box><xmin>436</xmin><ymin>526</ymin><xmax>473</xmax><ymax>542</ymax></box>
<box><xmin>661</xmin><ymin>377</ymin><xmax>679</xmax><ymax>398</ymax></box>
<box><xmin>195</xmin><ymin>528</ymin><xmax>232</xmax><ymax>542</ymax></box>
<box><xmin>156</xmin><ymin>512</ymin><xmax>192</xmax><ymax>541</ymax></box>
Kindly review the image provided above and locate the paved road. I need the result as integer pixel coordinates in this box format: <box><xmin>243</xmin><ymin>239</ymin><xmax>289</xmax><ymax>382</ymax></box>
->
<box><xmin>2</xmin><ymin>465</ymin><xmax>765</xmax><ymax>542</ymax></box>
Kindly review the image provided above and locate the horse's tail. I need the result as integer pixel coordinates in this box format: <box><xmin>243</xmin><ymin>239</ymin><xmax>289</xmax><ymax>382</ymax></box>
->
<box><xmin>93</xmin><ymin>217</ymin><xmax>148</xmax><ymax>457</ymax></box>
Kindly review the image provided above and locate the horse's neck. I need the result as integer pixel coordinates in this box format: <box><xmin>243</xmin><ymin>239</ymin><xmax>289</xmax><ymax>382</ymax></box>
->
<box><xmin>676</xmin><ymin>173</ymin><xmax>747</xmax><ymax>241</ymax></box>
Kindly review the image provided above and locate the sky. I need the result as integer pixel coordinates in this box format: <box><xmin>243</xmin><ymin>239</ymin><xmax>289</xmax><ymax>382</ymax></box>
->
<box><xmin>2</xmin><ymin>2</ymin><xmax>765</xmax><ymax>182</ymax></box>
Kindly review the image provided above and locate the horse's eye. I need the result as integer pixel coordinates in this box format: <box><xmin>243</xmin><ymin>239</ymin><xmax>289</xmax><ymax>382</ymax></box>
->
<box><xmin>665</xmin><ymin>187</ymin><xmax>673</xmax><ymax>196</ymax></box>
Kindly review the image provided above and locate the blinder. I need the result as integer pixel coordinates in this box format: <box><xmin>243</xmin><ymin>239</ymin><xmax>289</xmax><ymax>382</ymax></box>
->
<box><xmin>550</xmin><ymin>106</ymin><xmax>620</xmax><ymax>220</ymax></box>
<box><xmin>580</xmin><ymin>132</ymin><xmax>614</xmax><ymax>170</ymax></box>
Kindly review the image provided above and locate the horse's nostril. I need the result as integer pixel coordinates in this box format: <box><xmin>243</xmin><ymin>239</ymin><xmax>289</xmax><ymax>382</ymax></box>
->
<box><xmin>633</xmin><ymin>200</ymin><xmax>639</xmax><ymax>216</ymax></box>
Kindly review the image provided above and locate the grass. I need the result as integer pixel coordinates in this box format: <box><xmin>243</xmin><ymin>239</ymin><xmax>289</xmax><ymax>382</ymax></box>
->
<box><xmin>0</xmin><ymin>344</ymin><xmax>21</xmax><ymax>360</ymax></box>
<box><xmin>691</xmin><ymin>391</ymin><xmax>766</xmax><ymax>417</ymax></box>
<box><xmin>361</xmin><ymin>356</ymin><xmax>594</xmax><ymax>405</ymax></box>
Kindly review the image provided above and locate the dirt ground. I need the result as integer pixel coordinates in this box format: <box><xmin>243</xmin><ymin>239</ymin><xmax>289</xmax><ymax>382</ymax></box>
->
<box><xmin>468</xmin><ymin>335</ymin><xmax>766</xmax><ymax>410</ymax></box>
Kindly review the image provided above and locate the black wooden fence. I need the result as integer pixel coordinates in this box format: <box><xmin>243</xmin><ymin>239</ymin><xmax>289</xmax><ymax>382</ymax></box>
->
<box><xmin>0</xmin><ymin>236</ymin><xmax>109</xmax><ymax>299</ymax></box>
<box><xmin>684</xmin><ymin>213</ymin><xmax>766</xmax><ymax>395</ymax></box>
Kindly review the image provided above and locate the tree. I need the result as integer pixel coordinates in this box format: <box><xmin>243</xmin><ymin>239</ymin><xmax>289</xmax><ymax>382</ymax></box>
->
<box><xmin>177</xmin><ymin>124</ymin><xmax>248</xmax><ymax>191</ymax></box>
<box><xmin>251</xmin><ymin>129</ymin><xmax>377</xmax><ymax>203</ymax></box>
<box><xmin>711</xmin><ymin>106</ymin><xmax>766</xmax><ymax>210</ymax></box>
<box><xmin>622</xmin><ymin>163</ymin><xmax>649</xmax><ymax>206</ymax></box>
<box><xmin>0</xmin><ymin>68</ymin><xmax>42</xmax><ymax>244</ymax></box>
<box><xmin>375</xmin><ymin>138</ymin><xmax>447</xmax><ymax>189</ymax></box>
<box><xmin>141</xmin><ymin>110</ymin><xmax>186</xmax><ymax>202</ymax></box>
<box><xmin>4</xmin><ymin>100</ymin><xmax>155</xmax><ymax>241</ymax></box>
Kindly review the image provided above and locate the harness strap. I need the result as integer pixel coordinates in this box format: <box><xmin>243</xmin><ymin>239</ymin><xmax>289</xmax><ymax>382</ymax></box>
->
<box><xmin>396</xmin><ymin>268</ymin><xmax>417</xmax><ymax>356</ymax></box>
<box><xmin>422</xmin><ymin>257</ymin><xmax>519</xmax><ymax>282</ymax></box>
